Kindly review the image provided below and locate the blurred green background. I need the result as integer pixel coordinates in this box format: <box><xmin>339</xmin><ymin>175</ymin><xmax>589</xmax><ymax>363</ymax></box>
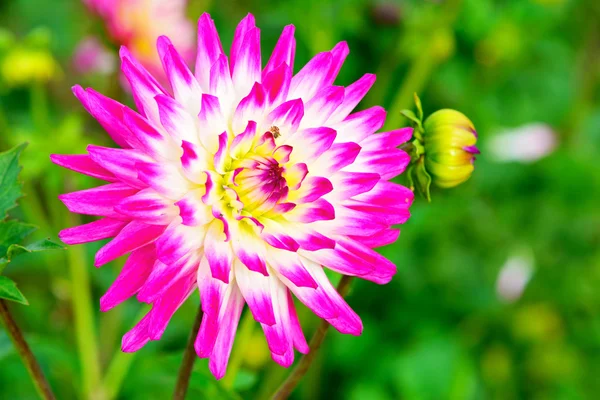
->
<box><xmin>1</xmin><ymin>0</ymin><xmax>599</xmax><ymax>399</ymax></box>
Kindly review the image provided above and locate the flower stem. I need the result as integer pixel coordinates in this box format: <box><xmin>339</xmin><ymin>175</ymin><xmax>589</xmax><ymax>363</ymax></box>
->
<box><xmin>271</xmin><ymin>275</ymin><xmax>354</xmax><ymax>400</ymax></box>
<box><xmin>173</xmin><ymin>304</ymin><xmax>204</xmax><ymax>400</ymax></box>
<box><xmin>66</xmin><ymin>214</ymin><xmax>104</xmax><ymax>400</ymax></box>
<box><xmin>0</xmin><ymin>299</ymin><xmax>56</xmax><ymax>400</ymax></box>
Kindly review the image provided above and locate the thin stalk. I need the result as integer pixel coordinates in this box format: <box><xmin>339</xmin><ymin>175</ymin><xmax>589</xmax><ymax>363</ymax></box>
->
<box><xmin>271</xmin><ymin>275</ymin><xmax>354</xmax><ymax>400</ymax></box>
<box><xmin>0</xmin><ymin>299</ymin><xmax>56</xmax><ymax>400</ymax></box>
<box><xmin>173</xmin><ymin>304</ymin><xmax>204</xmax><ymax>400</ymax></box>
<box><xmin>66</xmin><ymin>214</ymin><xmax>104</xmax><ymax>400</ymax></box>
<box><xmin>103</xmin><ymin>306</ymin><xmax>150</xmax><ymax>400</ymax></box>
<box><xmin>221</xmin><ymin>309</ymin><xmax>255</xmax><ymax>389</ymax></box>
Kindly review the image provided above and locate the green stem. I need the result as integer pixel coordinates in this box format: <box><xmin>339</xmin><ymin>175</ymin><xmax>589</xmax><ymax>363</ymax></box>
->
<box><xmin>270</xmin><ymin>276</ymin><xmax>354</xmax><ymax>400</ymax></box>
<box><xmin>102</xmin><ymin>306</ymin><xmax>149</xmax><ymax>400</ymax></box>
<box><xmin>66</xmin><ymin>214</ymin><xmax>104</xmax><ymax>400</ymax></box>
<box><xmin>173</xmin><ymin>304</ymin><xmax>204</xmax><ymax>400</ymax></box>
<box><xmin>221</xmin><ymin>309</ymin><xmax>255</xmax><ymax>389</ymax></box>
<box><xmin>0</xmin><ymin>299</ymin><xmax>57</xmax><ymax>400</ymax></box>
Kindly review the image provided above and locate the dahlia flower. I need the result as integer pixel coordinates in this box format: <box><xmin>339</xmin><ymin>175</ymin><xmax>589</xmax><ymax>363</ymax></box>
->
<box><xmin>53</xmin><ymin>13</ymin><xmax>413</xmax><ymax>378</ymax></box>
<box><xmin>84</xmin><ymin>0</ymin><xmax>194</xmax><ymax>80</ymax></box>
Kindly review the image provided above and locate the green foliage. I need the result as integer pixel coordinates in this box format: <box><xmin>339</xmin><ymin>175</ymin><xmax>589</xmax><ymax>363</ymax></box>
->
<box><xmin>0</xmin><ymin>143</ymin><xmax>63</xmax><ymax>303</ymax></box>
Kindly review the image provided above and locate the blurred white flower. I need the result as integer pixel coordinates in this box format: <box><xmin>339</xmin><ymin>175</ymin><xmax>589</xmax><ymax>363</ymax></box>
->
<box><xmin>496</xmin><ymin>251</ymin><xmax>534</xmax><ymax>303</ymax></box>
<box><xmin>487</xmin><ymin>123</ymin><xmax>557</xmax><ymax>163</ymax></box>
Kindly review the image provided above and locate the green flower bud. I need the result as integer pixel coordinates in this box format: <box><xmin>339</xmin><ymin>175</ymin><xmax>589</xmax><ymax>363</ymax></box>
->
<box><xmin>423</xmin><ymin>109</ymin><xmax>479</xmax><ymax>188</ymax></box>
<box><xmin>401</xmin><ymin>95</ymin><xmax>479</xmax><ymax>201</ymax></box>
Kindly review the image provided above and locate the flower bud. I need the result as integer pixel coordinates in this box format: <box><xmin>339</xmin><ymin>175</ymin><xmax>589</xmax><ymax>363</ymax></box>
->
<box><xmin>423</xmin><ymin>109</ymin><xmax>479</xmax><ymax>188</ymax></box>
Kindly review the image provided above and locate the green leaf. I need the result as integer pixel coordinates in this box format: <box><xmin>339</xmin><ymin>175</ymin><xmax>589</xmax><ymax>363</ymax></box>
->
<box><xmin>0</xmin><ymin>239</ymin><xmax>64</xmax><ymax>274</ymax></box>
<box><xmin>0</xmin><ymin>220</ymin><xmax>37</xmax><ymax>258</ymax></box>
<box><xmin>0</xmin><ymin>276</ymin><xmax>28</xmax><ymax>305</ymax></box>
<box><xmin>0</xmin><ymin>143</ymin><xmax>27</xmax><ymax>221</ymax></box>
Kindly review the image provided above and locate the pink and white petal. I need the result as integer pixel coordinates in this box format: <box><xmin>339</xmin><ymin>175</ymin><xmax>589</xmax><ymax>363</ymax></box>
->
<box><xmin>284</xmin><ymin>198</ymin><xmax>335</xmax><ymax>224</ymax></box>
<box><xmin>155</xmin><ymin>221</ymin><xmax>206</xmax><ymax>265</ymax></box>
<box><xmin>180</xmin><ymin>141</ymin><xmax>210</xmax><ymax>184</ymax></box>
<box><xmin>59</xmin><ymin>218</ymin><xmax>128</xmax><ymax>245</ymax></box>
<box><xmin>230</xmin><ymin>121</ymin><xmax>258</xmax><ymax>160</ymax></box>
<box><xmin>349</xmin><ymin>228</ymin><xmax>400</xmax><ymax>248</ymax></box>
<box><xmin>328</xmin><ymin>74</ymin><xmax>376</xmax><ymax>123</ymax></box>
<box><xmin>122</xmin><ymin>312</ymin><xmax>152</xmax><ymax>352</ymax></box>
<box><xmin>329</xmin><ymin>205</ymin><xmax>388</xmax><ymax>236</ymax></box>
<box><xmin>231</xmin><ymin>26</ymin><xmax>261</xmax><ymax>99</ymax></box>
<box><xmin>50</xmin><ymin>154</ymin><xmax>116</xmax><ymax>182</ymax></box>
<box><xmin>352</xmin><ymin>180</ymin><xmax>414</xmax><ymax>212</ymax></box>
<box><xmin>298</xmin><ymin>258</ymin><xmax>363</xmax><ymax>334</ymax></box>
<box><xmin>122</xmin><ymin>107</ymin><xmax>181</xmax><ymax>160</ymax></box>
<box><xmin>100</xmin><ymin>244</ymin><xmax>156</xmax><ymax>311</ymax></box>
<box><xmin>58</xmin><ymin>183</ymin><xmax>138</xmax><ymax>218</ymax></box>
<box><xmin>72</xmin><ymin>85</ymin><xmax>135</xmax><ymax>149</ymax></box>
<box><xmin>264</xmin><ymin>99</ymin><xmax>304</xmax><ymax>139</ymax></box>
<box><xmin>207</xmin><ymin>284</ymin><xmax>245</xmax><ymax>380</ymax></box>
<box><xmin>115</xmin><ymin>188</ymin><xmax>178</xmax><ymax>225</ymax></box>
<box><xmin>148</xmin><ymin>272</ymin><xmax>197</xmax><ymax>340</ymax></box>
<box><xmin>198</xmin><ymin>94</ymin><xmax>226</xmax><ymax>153</ymax></box>
<box><xmin>157</xmin><ymin>36</ymin><xmax>202</xmax><ymax>114</ymax></box>
<box><xmin>87</xmin><ymin>145</ymin><xmax>150</xmax><ymax>188</ymax></box>
<box><xmin>258</xmin><ymin>218</ymin><xmax>300</xmax><ymax>252</ymax></box>
<box><xmin>275</xmin><ymin>263</ymin><xmax>337</xmax><ymax>320</ymax></box>
<box><xmin>329</xmin><ymin>172</ymin><xmax>380</xmax><ymax>199</ymax></box>
<box><xmin>288</xmin><ymin>52</ymin><xmax>332</xmax><ymax>101</ymax></box>
<box><xmin>230</xmin><ymin>14</ymin><xmax>256</xmax><ymax>72</ymax></box>
<box><xmin>136</xmin><ymin>161</ymin><xmax>192</xmax><ymax>199</ymax></box>
<box><xmin>325</xmin><ymin>42</ymin><xmax>349</xmax><ymax>86</ymax></box>
<box><xmin>311</xmin><ymin>142</ymin><xmax>361</xmax><ymax>175</ymax></box>
<box><xmin>286</xmin><ymin>291</ymin><xmax>309</xmax><ymax>353</ymax></box>
<box><xmin>120</xmin><ymin>48</ymin><xmax>167</xmax><ymax>125</ymax></box>
<box><xmin>195</xmin><ymin>13</ymin><xmax>225</xmax><ymax>91</ymax></box>
<box><xmin>359</xmin><ymin>127</ymin><xmax>413</xmax><ymax>150</ymax></box>
<box><xmin>261</xmin><ymin>279</ymin><xmax>292</xmax><ymax>358</ymax></box>
<box><xmin>347</xmin><ymin>148</ymin><xmax>410</xmax><ymax>180</ymax></box>
<box><xmin>95</xmin><ymin>221</ymin><xmax>166</xmax><ymax>267</ymax></box>
<box><xmin>137</xmin><ymin>251</ymin><xmax>201</xmax><ymax>304</ymax></box>
<box><xmin>232</xmin><ymin>84</ymin><xmax>265</xmax><ymax>135</ymax></box>
<box><xmin>209</xmin><ymin>55</ymin><xmax>235</xmax><ymax>113</ymax></box>
<box><xmin>204</xmin><ymin>220</ymin><xmax>234</xmax><ymax>283</ymax></box>
<box><xmin>175</xmin><ymin>189</ymin><xmax>213</xmax><ymax>226</ymax></box>
<box><xmin>286</xmin><ymin>127</ymin><xmax>336</xmax><ymax>164</ymax></box>
<box><xmin>231</xmin><ymin>221</ymin><xmax>268</xmax><ymax>275</ymax></box>
<box><xmin>300</xmin><ymin>86</ymin><xmax>344</xmax><ymax>129</ymax></box>
<box><xmin>155</xmin><ymin>94</ymin><xmax>199</xmax><ymax>145</ymax></box>
<box><xmin>331</xmin><ymin>106</ymin><xmax>386</xmax><ymax>143</ymax></box>
<box><xmin>282</xmin><ymin>163</ymin><xmax>307</xmax><ymax>190</ymax></box>
<box><xmin>263</xmin><ymin>25</ymin><xmax>295</xmax><ymax>77</ymax></box>
<box><xmin>291</xmin><ymin>225</ymin><xmax>336</xmax><ymax>251</ymax></box>
<box><xmin>267</xmin><ymin>247</ymin><xmax>317</xmax><ymax>288</ymax></box>
<box><xmin>288</xmin><ymin>176</ymin><xmax>333</xmax><ymax>204</ymax></box>
<box><xmin>233</xmin><ymin>259</ymin><xmax>276</xmax><ymax>325</ymax></box>
<box><xmin>262</xmin><ymin>63</ymin><xmax>292</xmax><ymax>106</ymax></box>
<box><xmin>342</xmin><ymin>199</ymin><xmax>411</xmax><ymax>225</ymax></box>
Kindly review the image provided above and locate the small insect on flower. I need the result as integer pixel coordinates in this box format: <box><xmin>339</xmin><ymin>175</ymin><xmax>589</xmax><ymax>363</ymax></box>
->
<box><xmin>52</xmin><ymin>13</ymin><xmax>414</xmax><ymax>379</ymax></box>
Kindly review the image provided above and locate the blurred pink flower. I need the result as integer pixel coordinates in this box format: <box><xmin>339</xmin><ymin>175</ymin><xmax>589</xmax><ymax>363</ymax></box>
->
<box><xmin>487</xmin><ymin>123</ymin><xmax>557</xmax><ymax>163</ymax></box>
<box><xmin>53</xmin><ymin>13</ymin><xmax>414</xmax><ymax>379</ymax></box>
<box><xmin>84</xmin><ymin>0</ymin><xmax>194</xmax><ymax>80</ymax></box>
<box><xmin>73</xmin><ymin>37</ymin><xmax>117</xmax><ymax>75</ymax></box>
